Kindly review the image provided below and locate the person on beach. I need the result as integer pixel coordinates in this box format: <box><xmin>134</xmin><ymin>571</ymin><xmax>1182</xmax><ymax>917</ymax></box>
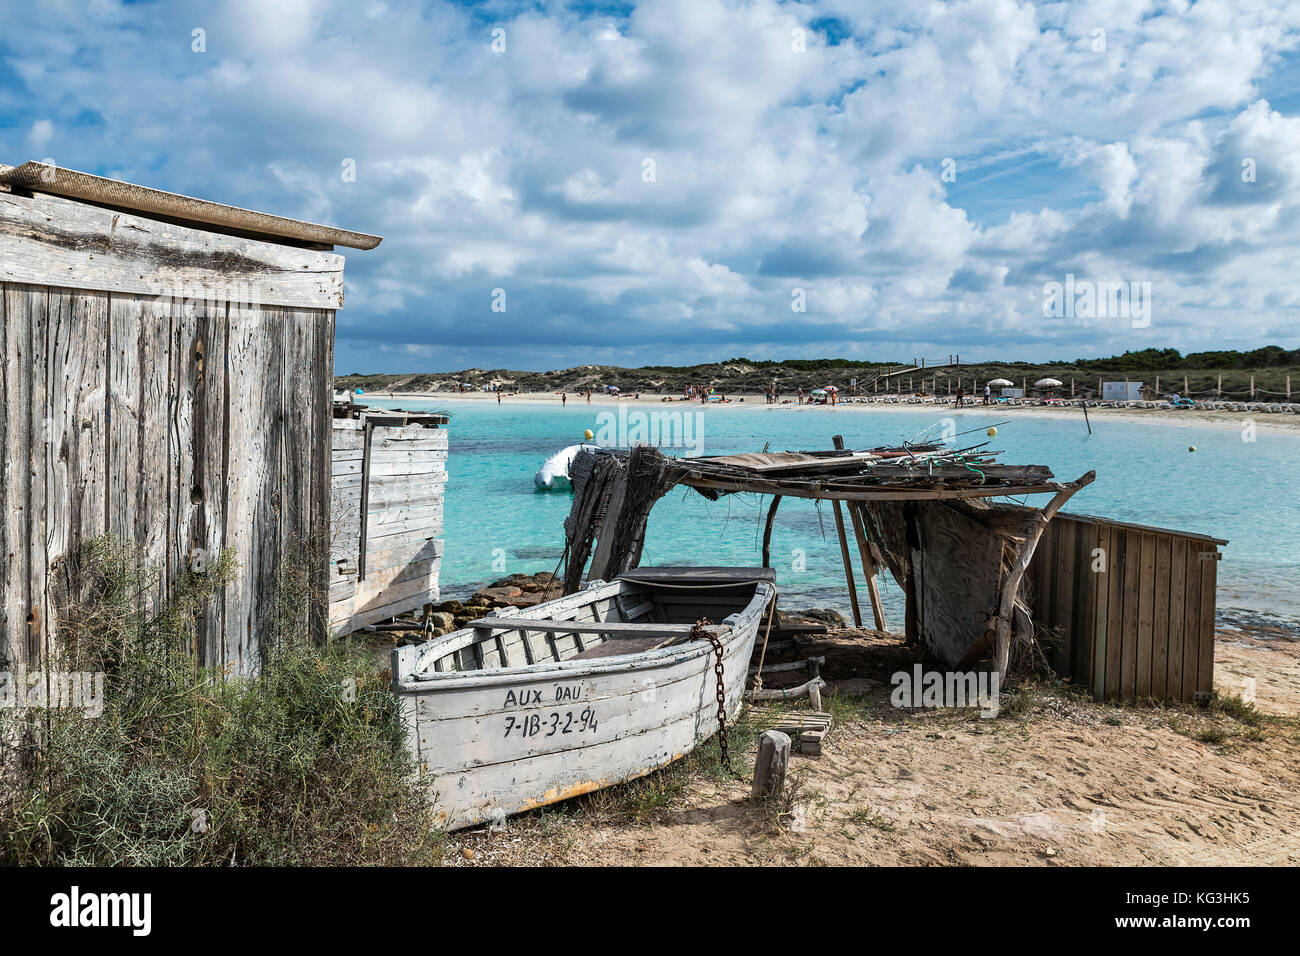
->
<box><xmin>561</xmin><ymin>392</ymin><xmax>567</xmax><ymax>406</ymax></box>
<box><xmin>497</xmin><ymin>391</ymin><xmax>501</xmax><ymax>405</ymax></box>
<box><xmin>955</xmin><ymin>386</ymin><xmax>964</xmax><ymax>407</ymax></box>
<box><xmin>797</xmin><ymin>388</ymin><xmax>804</xmax><ymax>405</ymax></box>
<box><xmin>983</xmin><ymin>383</ymin><xmax>991</xmax><ymax>406</ymax></box>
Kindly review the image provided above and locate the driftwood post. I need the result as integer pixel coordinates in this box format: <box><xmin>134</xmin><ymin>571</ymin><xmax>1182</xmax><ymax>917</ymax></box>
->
<box><xmin>847</xmin><ymin>501</ymin><xmax>887</xmax><ymax>631</ymax></box>
<box><xmin>751</xmin><ymin>730</ymin><xmax>791</xmax><ymax>799</ymax></box>
<box><xmin>586</xmin><ymin>465</ymin><xmax>629</xmax><ymax>581</ymax></box>
<box><xmin>993</xmin><ymin>471</ymin><xmax>1096</xmax><ymax>677</ymax></box>
<box><xmin>761</xmin><ymin>494</ymin><xmax>782</xmax><ymax>568</ymax></box>
<box><xmin>831</xmin><ymin>501</ymin><xmax>862</xmax><ymax>627</ymax></box>
<box><xmin>829</xmin><ymin>435</ymin><xmax>862</xmax><ymax>627</ymax></box>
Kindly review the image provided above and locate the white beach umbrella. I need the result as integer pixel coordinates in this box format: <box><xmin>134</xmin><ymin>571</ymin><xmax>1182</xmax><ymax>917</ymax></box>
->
<box><xmin>1035</xmin><ymin>377</ymin><xmax>1063</xmax><ymax>388</ymax></box>
<box><xmin>987</xmin><ymin>378</ymin><xmax>1013</xmax><ymax>387</ymax></box>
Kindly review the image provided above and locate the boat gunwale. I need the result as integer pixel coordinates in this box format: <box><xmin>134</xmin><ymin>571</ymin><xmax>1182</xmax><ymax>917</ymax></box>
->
<box><xmin>393</xmin><ymin>580</ymin><xmax>774</xmax><ymax>693</ymax></box>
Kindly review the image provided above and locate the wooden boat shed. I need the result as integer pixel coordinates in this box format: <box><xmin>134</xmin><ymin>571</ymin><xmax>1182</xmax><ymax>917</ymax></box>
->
<box><xmin>330</xmin><ymin>402</ymin><xmax>448</xmax><ymax>634</ymax></box>
<box><xmin>0</xmin><ymin>161</ymin><xmax>381</xmax><ymax>680</ymax></box>
<box><xmin>562</xmin><ymin>441</ymin><xmax>1224</xmax><ymax>703</ymax></box>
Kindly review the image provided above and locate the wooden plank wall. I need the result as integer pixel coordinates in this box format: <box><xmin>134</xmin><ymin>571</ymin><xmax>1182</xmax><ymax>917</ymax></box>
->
<box><xmin>328</xmin><ymin>418</ymin><xmax>447</xmax><ymax>634</ymax></box>
<box><xmin>1028</xmin><ymin>512</ymin><xmax>1222</xmax><ymax>704</ymax></box>
<box><xmin>0</xmin><ymin>281</ymin><xmax>334</xmax><ymax>681</ymax></box>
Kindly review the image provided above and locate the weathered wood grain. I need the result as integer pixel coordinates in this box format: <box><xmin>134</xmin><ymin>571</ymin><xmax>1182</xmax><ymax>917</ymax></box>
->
<box><xmin>1168</xmin><ymin>536</ymin><xmax>1186</xmax><ymax>698</ymax></box>
<box><xmin>328</xmin><ymin>411</ymin><xmax>446</xmax><ymax>634</ymax></box>
<box><xmin>2</xmin><ymin>191</ymin><xmax>342</xmax><ymax>688</ymax></box>
<box><xmin>0</xmin><ymin>190</ymin><xmax>345</xmax><ymax>309</ymax></box>
<box><xmin>1024</xmin><ymin>513</ymin><xmax>1222</xmax><ymax>705</ymax></box>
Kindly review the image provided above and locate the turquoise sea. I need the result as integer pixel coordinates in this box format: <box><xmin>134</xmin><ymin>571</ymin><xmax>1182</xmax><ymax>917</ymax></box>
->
<box><xmin>367</xmin><ymin>398</ymin><xmax>1300</xmax><ymax>631</ymax></box>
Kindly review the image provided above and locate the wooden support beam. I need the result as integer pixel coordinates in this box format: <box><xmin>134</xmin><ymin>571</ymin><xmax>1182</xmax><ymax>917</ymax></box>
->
<box><xmin>761</xmin><ymin>494</ymin><xmax>782</xmax><ymax>568</ymax></box>
<box><xmin>994</xmin><ymin>471</ymin><xmax>1096</xmax><ymax>677</ymax></box>
<box><xmin>832</xmin><ymin>500</ymin><xmax>862</xmax><ymax>627</ymax></box>
<box><xmin>586</xmin><ymin>464</ymin><xmax>629</xmax><ymax>582</ymax></box>
<box><xmin>358</xmin><ymin>419</ymin><xmax>374</xmax><ymax>580</ymax></box>
<box><xmin>847</xmin><ymin>500</ymin><xmax>888</xmax><ymax>632</ymax></box>
<box><xmin>677</xmin><ymin>472</ymin><xmax>1067</xmax><ymax>501</ymax></box>
<box><xmin>828</xmin><ymin>435</ymin><xmax>863</xmax><ymax>628</ymax></box>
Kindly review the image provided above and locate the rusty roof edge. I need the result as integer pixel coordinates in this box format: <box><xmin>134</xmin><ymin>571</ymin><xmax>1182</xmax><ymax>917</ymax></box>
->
<box><xmin>0</xmin><ymin>161</ymin><xmax>383</xmax><ymax>250</ymax></box>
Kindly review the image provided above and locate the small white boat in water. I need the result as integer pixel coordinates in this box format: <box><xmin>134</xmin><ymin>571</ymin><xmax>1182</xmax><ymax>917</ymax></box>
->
<box><xmin>533</xmin><ymin>443</ymin><xmax>588</xmax><ymax>491</ymax></box>
<box><xmin>390</xmin><ymin>567</ymin><xmax>776</xmax><ymax>830</ymax></box>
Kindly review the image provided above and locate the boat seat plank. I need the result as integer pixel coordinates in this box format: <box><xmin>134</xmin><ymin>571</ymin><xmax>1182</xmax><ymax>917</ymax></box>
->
<box><xmin>567</xmin><ymin>633</ymin><xmax>688</xmax><ymax>660</ymax></box>
<box><xmin>464</xmin><ymin>618</ymin><xmax>705</xmax><ymax>635</ymax></box>
<box><xmin>618</xmin><ymin>599</ymin><xmax>653</xmax><ymax>621</ymax></box>
<box><xmin>617</xmin><ymin>566</ymin><xmax>778</xmax><ymax>587</ymax></box>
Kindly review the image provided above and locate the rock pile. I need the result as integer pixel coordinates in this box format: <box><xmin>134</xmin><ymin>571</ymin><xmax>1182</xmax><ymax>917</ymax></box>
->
<box><xmin>421</xmin><ymin>572</ymin><xmax>563</xmax><ymax>636</ymax></box>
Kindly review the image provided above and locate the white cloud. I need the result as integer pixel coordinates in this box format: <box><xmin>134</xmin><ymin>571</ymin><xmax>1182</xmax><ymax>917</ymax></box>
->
<box><xmin>28</xmin><ymin>118</ymin><xmax>53</xmax><ymax>148</ymax></box>
<box><xmin>1</xmin><ymin>0</ymin><xmax>1298</xmax><ymax>369</ymax></box>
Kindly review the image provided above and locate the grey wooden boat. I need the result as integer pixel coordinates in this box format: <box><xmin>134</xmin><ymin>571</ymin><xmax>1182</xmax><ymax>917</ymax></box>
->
<box><xmin>391</xmin><ymin>567</ymin><xmax>776</xmax><ymax>831</ymax></box>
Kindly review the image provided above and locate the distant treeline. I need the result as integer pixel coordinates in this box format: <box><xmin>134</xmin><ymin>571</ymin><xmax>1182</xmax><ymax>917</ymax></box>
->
<box><xmin>716</xmin><ymin>346</ymin><xmax>1300</xmax><ymax>373</ymax></box>
<box><xmin>1048</xmin><ymin>346</ymin><xmax>1300</xmax><ymax>371</ymax></box>
<box><xmin>336</xmin><ymin>345</ymin><xmax>1298</xmax><ymax>399</ymax></box>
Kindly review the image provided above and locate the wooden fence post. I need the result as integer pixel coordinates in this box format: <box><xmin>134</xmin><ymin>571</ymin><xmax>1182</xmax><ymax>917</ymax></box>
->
<box><xmin>751</xmin><ymin>731</ymin><xmax>791</xmax><ymax>799</ymax></box>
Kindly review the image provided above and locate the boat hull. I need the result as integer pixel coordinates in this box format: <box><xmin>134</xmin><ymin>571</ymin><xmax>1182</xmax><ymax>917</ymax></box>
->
<box><xmin>392</xmin><ymin>577</ymin><xmax>773</xmax><ymax>830</ymax></box>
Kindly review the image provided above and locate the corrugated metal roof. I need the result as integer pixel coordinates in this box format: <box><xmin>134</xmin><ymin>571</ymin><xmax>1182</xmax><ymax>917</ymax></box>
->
<box><xmin>0</xmin><ymin>161</ymin><xmax>382</xmax><ymax>250</ymax></box>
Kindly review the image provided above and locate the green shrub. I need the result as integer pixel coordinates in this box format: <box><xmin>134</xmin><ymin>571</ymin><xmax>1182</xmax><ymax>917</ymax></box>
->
<box><xmin>0</xmin><ymin>537</ymin><xmax>440</xmax><ymax>866</ymax></box>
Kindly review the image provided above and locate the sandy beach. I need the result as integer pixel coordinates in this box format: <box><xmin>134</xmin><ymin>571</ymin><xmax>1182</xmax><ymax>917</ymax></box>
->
<box><xmin>366</xmin><ymin>389</ymin><xmax>1300</xmax><ymax>434</ymax></box>
<box><xmin>439</xmin><ymin>628</ymin><xmax>1300</xmax><ymax>867</ymax></box>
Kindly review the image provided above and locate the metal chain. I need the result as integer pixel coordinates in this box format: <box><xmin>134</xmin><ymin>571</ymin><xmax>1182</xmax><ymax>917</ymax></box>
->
<box><xmin>691</xmin><ymin>618</ymin><xmax>733</xmax><ymax>774</ymax></box>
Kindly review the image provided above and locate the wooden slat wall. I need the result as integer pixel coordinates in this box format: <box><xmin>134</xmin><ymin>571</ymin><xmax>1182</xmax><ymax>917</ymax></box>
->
<box><xmin>328</xmin><ymin>418</ymin><xmax>447</xmax><ymax>634</ymax></box>
<box><xmin>1028</xmin><ymin>512</ymin><xmax>1224</xmax><ymax>704</ymax></box>
<box><xmin>0</xmin><ymin>189</ymin><xmax>345</xmax><ymax>309</ymax></box>
<box><xmin>0</xmin><ymin>280</ymin><xmax>334</xmax><ymax>681</ymax></box>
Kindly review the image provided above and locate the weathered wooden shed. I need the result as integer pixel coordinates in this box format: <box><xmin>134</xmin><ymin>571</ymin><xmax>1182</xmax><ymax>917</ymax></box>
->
<box><xmin>0</xmin><ymin>161</ymin><xmax>381</xmax><ymax>680</ymax></box>
<box><xmin>329</xmin><ymin>404</ymin><xmax>448</xmax><ymax>634</ymax></box>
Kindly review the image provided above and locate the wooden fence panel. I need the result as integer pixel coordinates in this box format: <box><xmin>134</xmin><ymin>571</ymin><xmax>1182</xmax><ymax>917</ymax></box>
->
<box><xmin>1151</xmin><ymin>534</ymin><xmax>1171</xmax><ymax>700</ymax></box>
<box><xmin>1028</xmin><ymin>511</ymin><xmax>1225</xmax><ymax>705</ymax></box>
<box><xmin>1167</xmin><ymin>536</ymin><xmax>1187</xmax><ymax>702</ymax></box>
<box><xmin>1090</xmin><ymin>524</ymin><xmax>1111</xmax><ymax>699</ymax></box>
<box><xmin>1182</xmin><ymin>542</ymin><xmax>1203</xmax><ymax>703</ymax></box>
<box><xmin>1120</xmin><ymin>529</ymin><xmax>1140</xmax><ymax>698</ymax></box>
<box><xmin>1136</xmin><ymin>532</ymin><xmax>1156</xmax><ymax>697</ymax></box>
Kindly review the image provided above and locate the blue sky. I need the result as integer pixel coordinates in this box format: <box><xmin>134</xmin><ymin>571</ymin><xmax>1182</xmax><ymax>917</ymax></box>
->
<box><xmin>3</xmin><ymin>0</ymin><xmax>1299</xmax><ymax>372</ymax></box>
